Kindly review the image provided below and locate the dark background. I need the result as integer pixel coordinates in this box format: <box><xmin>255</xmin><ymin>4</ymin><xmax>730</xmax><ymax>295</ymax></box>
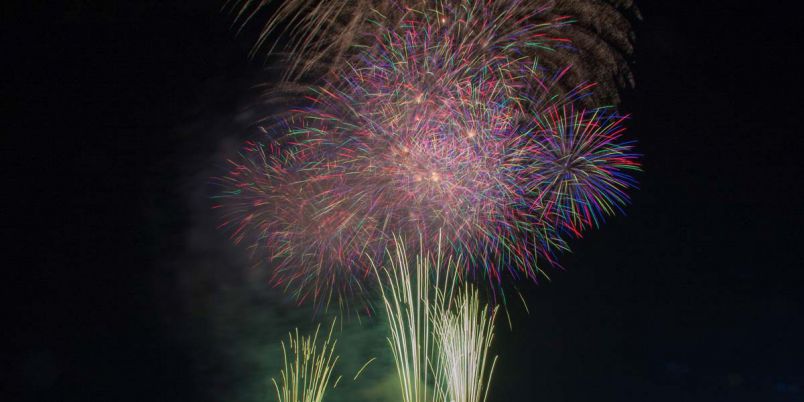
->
<box><xmin>4</xmin><ymin>1</ymin><xmax>802</xmax><ymax>401</ymax></box>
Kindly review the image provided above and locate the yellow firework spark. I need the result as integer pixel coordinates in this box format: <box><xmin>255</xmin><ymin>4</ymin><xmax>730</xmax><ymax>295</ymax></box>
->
<box><xmin>433</xmin><ymin>286</ymin><xmax>498</xmax><ymax>402</ymax></box>
<box><xmin>373</xmin><ymin>239</ymin><xmax>497</xmax><ymax>402</ymax></box>
<box><xmin>272</xmin><ymin>321</ymin><xmax>340</xmax><ymax>402</ymax></box>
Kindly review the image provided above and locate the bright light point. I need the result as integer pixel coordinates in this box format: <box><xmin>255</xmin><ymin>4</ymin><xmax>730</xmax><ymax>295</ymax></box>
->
<box><xmin>414</xmin><ymin>94</ymin><xmax>423</xmax><ymax>104</ymax></box>
<box><xmin>431</xmin><ymin>172</ymin><xmax>440</xmax><ymax>182</ymax></box>
<box><xmin>466</xmin><ymin>129</ymin><xmax>476</xmax><ymax>138</ymax></box>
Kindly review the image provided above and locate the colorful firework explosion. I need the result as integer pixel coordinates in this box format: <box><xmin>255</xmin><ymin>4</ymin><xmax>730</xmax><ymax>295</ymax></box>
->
<box><xmin>527</xmin><ymin>104</ymin><xmax>641</xmax><ymax>236</ymax></box>
<box><xmin>230</xmin><ymin>0</ymin><xmax>637</xmax><ymax>104</ymax></box>
<box><xmin>215</xmin><ymin>1</ymin><xmax>640</xmax><ymax>305</ymax></box>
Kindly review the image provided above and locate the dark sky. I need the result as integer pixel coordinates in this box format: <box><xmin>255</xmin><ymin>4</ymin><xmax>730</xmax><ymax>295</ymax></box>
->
<box><xmin>5</xmin><ymin>1</ymin><xmax>803</xmax><ymax>401</ymax></box>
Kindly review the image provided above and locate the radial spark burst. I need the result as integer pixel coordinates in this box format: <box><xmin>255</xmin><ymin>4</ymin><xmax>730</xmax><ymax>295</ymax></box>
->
<box><xmin>215</xmin><ymin>1</ymin><xmax>640</xmax><ymax>305</ymax></box>
<box><xmin>528</xmin><ymin>104</ymin><xmax>641</xmax><ymax>236</ymax></box>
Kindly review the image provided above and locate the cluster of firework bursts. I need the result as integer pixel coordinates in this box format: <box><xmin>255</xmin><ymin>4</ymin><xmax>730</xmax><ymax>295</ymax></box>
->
<box><xmin>216</xmin><ymin>0</ymin><xmax>640</xmax><ymax>304</ymax></box>
<box><xmin>216</xmin><ymin>1</ymin><xmax>639</xmax><ymax>400</ymax></box>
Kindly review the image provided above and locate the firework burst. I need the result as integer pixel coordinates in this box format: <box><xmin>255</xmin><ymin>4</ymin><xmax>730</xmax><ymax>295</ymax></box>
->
<box><xmin>372</xmin><ymin>241</ymin><xmax>498</xmax><ymax>402</ymax></box>
<box><xmin>372</xmin><ymin>241</ymin><xmax>451</xmax><ymax>402</ymax></box>
<box><xmin>215</xmin><ymin>1</ymin><xmax>641</xmax><ymax>305</ymax></box>
<box><xmin>230</xmin><ymin>0</ymin><xmax>637</xmax><ymax>104</ymax></box>
<box><xmin>527</xmin><ymin>104</ymin><xmax>641</xmax><ymax>236</ymax></box>
<box><xmin>272</xmin><ymin>321</ymin><xmax>340</xmax><ymax>402</ymax></box>
<box><xmin>229</xmin><ymin>0</ymin><xmax>640</xmax><ymax>123</ymax></box>
<box><xmin>433</xmin><ymin>286</ymin><xmax>498</xmax><ymax>402</ymax></box>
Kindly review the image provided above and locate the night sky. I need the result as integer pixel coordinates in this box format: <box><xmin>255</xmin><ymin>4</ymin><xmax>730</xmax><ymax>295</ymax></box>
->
<box><xmin>5</xmin><ymin>1</ymin><xmax>803</xmax><ymax>401</ymax></box>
